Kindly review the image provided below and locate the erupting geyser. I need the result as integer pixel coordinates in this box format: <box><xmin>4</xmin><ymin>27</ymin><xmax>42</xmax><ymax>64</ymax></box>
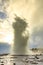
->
<box><xmin>12</xmin><ymin>15</ymin><xmax>29</xmax><ymax>55</ymax></box>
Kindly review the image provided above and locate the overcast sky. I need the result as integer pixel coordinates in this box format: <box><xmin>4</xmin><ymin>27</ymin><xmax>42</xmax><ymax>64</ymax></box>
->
<box><xmin>0</xmin><ymin>0</ymin><xmax>43</xmax><ymax>54</ymax></box>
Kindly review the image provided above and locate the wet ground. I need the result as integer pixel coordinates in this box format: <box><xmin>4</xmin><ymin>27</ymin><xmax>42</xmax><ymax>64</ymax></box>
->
<box><xmin>0</xmin><ymin>54</ymin><xmax>43</xmax><ymax>65</ymax></box>
<box><xmin>9</xmin><ymin>54</ymin><xmax>43</xmax><ymax>65</ymax></box>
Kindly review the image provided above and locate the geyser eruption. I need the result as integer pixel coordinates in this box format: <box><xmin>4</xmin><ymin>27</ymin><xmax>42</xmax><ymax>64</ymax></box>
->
<box><xmin>12</xmin><ymin>15</ymin><xmax>29</xmax><ymax>55</ymax></box>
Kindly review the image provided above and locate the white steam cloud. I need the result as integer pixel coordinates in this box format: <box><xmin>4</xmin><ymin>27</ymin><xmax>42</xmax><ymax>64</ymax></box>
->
<box><xmin>0</xmin><ymin>0</ymin><xmax>43</xmax><ymax>54</ymax></box>
<box><xmin>5</xmin><ymin>0</ymin><xmax>43</xmax><ymax>54</ymax></box>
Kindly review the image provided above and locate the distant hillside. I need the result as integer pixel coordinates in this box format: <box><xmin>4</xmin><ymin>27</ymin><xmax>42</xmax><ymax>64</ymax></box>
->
<box><xmin>31</xmin><ymin>48</ymin><xmax>43</xmax><ymax>53</ymax></box>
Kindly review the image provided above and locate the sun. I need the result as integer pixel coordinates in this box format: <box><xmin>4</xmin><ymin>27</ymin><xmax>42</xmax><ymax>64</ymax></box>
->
<box><xmin>0</xmin><ymin>32</ymin><xmax>14</xmax><ymax>45</ymax></box>
<box><xmin>4</xmin><ymin>33</ymin><xmax>14</xmax><ymax>45</ymax></box>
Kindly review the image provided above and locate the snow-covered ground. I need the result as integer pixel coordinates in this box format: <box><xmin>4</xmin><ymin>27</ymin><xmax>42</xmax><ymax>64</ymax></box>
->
<box><xmin>0</xmin><ymin>54</ymin><xmax>43</xmax><ymax>65</ymax></box>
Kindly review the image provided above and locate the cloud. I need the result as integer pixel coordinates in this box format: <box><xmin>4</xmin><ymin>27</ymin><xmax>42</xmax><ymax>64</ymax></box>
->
<box><xmin>9</xmin><ymin>0</ymin><xmax>43</xmax><ymax>35</ymax></box>
<box><xmin>28</xmin><ymin>0</ymin><xmax>43</xmax><ymax>48</ymax></box>
<box><xmin>0</xmin><ymin>0</ymin><xmax>43</xmax><ymax>32</ymax></box>
<box><xmin>31</xmin><ymin>0</ymin><xmax>43</xmax><ymax>31</ymax></box>
<box><xmin>29</xmin><ymin>29</ymin><xmax>43</xmax><ymax>48</ymax></box>
<box><xmin>0</xmin><ymin>19</ymin><xmax>14</xmax><ymax>44</ymax></box>
<box><xmin>0</xmin><ymin>0</ymin><xmax>43</xmax><ymax>54</ymax></box>
<box><xmin>0</xmin><ymin>12</ymin><xmax>7</xmax><ymax>19</ymax></box>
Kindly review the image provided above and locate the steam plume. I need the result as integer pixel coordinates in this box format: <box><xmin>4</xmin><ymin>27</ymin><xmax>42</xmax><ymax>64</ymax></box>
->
<box><xmin>12</xmin><ymin>15</ymin><xmax>29</xmax><ymax>55</ymax></box>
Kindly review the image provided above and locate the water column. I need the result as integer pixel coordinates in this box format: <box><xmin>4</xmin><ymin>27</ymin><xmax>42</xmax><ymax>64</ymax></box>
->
<box><xmin>12</xmin><ymin>15</ymin><xmax>29</xmax><ymax>55</ymax></box>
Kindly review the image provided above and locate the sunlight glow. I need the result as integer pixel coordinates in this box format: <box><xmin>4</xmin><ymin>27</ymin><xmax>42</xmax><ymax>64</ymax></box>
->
<box><xmin>0</xmin><ymin>20</ymin><xmax>14</xmax><ymax>45</ymax></box>
<box><xmin>0</xmin><ymin>0</ymin><xmax>36</xmax><ymax>45</ymax></box>
<box><xmin>4</xmin><ymin>34</ymin><xmax>13</xmax><ymax>45</ymax></box>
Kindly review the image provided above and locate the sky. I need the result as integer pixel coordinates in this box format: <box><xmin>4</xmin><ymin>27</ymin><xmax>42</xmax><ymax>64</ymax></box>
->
<box><xmin>0</xmin><ymin>0</ymin><xmax>43</xmax><ymax>54</ymax></box>
<box><xmin>0</xmin><ymin>43</ymin><xmax>10</xmax><ymax>54</ymax></box>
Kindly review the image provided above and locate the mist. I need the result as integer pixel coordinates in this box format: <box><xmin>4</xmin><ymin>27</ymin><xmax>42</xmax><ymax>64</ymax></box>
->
<box><xmin>0</xmin><ymin>0</ymin><xmax>43</xmax><ymax>54</ymax></box>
